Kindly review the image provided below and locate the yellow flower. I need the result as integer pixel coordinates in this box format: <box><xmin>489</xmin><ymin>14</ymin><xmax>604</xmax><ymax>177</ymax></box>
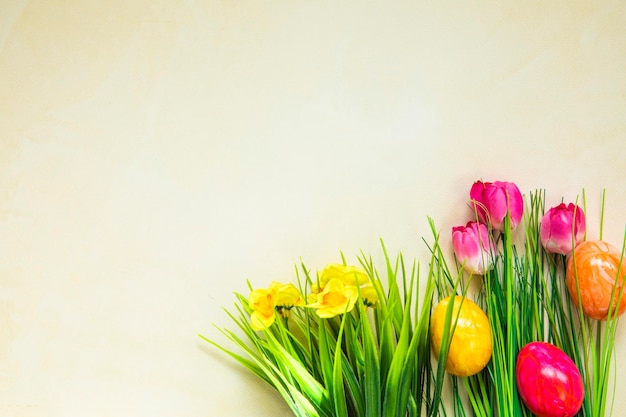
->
<box><xmin>313</xmin><ymin>264</ymin><xmax>378</xmax><ymax>308</ymax></box>
<box><xmin>272</xmin><ymin>282</ymin><xmax>305</xmax><ymax>318</ymax></box>
<box><xmin>359</xmin><ymin>281</ymin><xmax>379</xmax><ymax>307</ymax></box>
<box><xmin>319</xmin><ymin>264</ymin><xmax>370</xmax><ymax>288</ymax></box>
<box><xmin>249</xmin><ymin>286</ymin><xmax>278</xmax><ymax>330</ymax></box>
<box><xmin>272</xmin><ymin>282</ymin><xmax>305</xmax><ymax>309</ymax></box>
<box><xmin>308</xmin><ymin>278</ymin><xmax>358</xmax><ymax>318</ymax></box>
<box><xmin>248</xmin><ymin>282</ymin><xmax>305</xmax><ymax>329</ymax></box>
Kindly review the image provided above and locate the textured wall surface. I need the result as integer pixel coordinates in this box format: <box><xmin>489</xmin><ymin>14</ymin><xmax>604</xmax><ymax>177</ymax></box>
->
<box><xmin>1</xmin><ymin>1</ymin><xmax>625</xmax><ymax>416</ymax></box>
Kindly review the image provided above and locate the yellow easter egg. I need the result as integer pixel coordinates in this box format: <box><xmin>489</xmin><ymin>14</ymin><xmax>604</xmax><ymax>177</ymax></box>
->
<box><xmin>430</xmin><ymin>295</ymin><xmax>492</xmax><ymax>376</ymax></box>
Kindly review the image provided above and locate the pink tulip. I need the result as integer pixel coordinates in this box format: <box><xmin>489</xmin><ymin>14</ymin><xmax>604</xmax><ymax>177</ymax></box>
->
<box><xmin>470</xmin><ymin>180</ymin><xmax>524</xmax><ymax>231</ymax></box>
<box><xmin>540</xmin><ymin>203</ymin><xmax>586</xmax><ymax>255</ymax></box>
<box><xmin>452</xmin><ymin>221</ymin><xmax>497</xmax><ymax>275</ymax></box>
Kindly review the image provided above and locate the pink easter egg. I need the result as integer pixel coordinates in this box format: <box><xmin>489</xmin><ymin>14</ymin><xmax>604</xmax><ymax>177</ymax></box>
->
<box><xmin>516</xmin><ymin>342</ymin><xmax>584</xmax><ymax>417</ymax></box>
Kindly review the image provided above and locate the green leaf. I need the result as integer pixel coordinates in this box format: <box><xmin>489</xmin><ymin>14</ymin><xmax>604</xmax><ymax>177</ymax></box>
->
<box><xmin>361</xmin><ymin>304</ymin><xmax>381</xmax><ymax>417</ymax></box>
<box><xmin>263</xmin><ymin>327</ymin><xmax>329</xmax><ymax>408</ymax></box>
<box><xmin>332</xmin><ymin>313</ymin><xmax>349</xmax><ymax>417</ymax></box>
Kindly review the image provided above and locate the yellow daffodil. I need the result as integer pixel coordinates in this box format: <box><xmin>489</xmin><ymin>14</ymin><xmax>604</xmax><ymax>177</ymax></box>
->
<box><xmin>311</xmin><ymin>264</ymin><xmax>378</xmax><ymax>309</ymax></box>
<box><xmin>319</xmin><ymin>264</ymin><xmax>370</xmax><ymax>288</ymax></box>
<box><xmin>359</xmin><ymin>281</ymin><xmax>379</xmax><ymax>307</ymax></box>
<box><xmin>308</xmin><ymin>278</ymin><xmax>358</xmax><ymax>318</ymax></box>
<box><xmin>249</xmin><ymin>286</ymin><xmax>278</xmax><ymax>330</ymax></box>
<box><xmin>249</xmin><ymin>282</ymin><xmax>305</xmax><ymax>329</ymax></box>
<box><xmin>271</xmin><ymin>282</ymin><xmax>304</xmax><ymax>308</ymax></box>
<box><xmin>272</xmin><ymin>282</ymin><xmax>305</xmax><ymax>318</ymax></box>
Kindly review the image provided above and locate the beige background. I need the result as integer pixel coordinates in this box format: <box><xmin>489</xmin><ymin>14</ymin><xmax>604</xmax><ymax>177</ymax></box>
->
<box><xmin>1</xmin><ymin>1</ymin><xmax>625</xmax><ymax>416</ymax></box>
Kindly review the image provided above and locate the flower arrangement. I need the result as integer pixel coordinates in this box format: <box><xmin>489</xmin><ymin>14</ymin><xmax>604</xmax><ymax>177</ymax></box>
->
<box><xmin>202</xmin><ymin>179</ymin><xmax>626</xmax><ymax>417</ymax></box>
<box><xmin>203</xmin><ymin>252</ymin><xmax>437</xmax><ymax>417</ymax></box>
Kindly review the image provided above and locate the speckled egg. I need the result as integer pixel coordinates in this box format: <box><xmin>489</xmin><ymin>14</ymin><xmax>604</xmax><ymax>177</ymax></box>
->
<box><xmin>516</xmin><ymin>342</ymin><xmax>584</xmax><ymax>417</ymax></box>
<box><xmin>566</xmin><ymin>240</ymin><xmax>626</xmax><ymax>321</ymax></box>
<box><xmin>430</xmin><ymin>295</ymin><xmax>492</xmax><ymax>377</ymax></box>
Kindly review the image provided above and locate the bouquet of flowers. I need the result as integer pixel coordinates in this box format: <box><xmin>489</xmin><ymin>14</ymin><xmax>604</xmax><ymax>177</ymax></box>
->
<box><xmin>202</xmin><ymin>179</ymin><xmax>625</xmax><ymax>417</ymax></box>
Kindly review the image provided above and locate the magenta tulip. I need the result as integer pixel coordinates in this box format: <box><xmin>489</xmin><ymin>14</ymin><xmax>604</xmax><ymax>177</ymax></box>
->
<box><xmin>470</xmin><ymin>180</ymin><xmax>524</xmax><ymax>231</ymax></box>
<box><xmin>452</xmin><ymin>221</ymin><xmax>496</xmax><ymax>275</ymax></box>
<box><xmin>540</xmin><ymin>203</ymin><xmax>586</xmax><ymax>255</ymax></box>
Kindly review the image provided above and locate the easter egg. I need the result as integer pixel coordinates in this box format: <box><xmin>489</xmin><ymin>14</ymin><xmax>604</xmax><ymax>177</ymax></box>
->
<box><xmin>566</xmin><ymin>240</ymin><xmax>626</xmax><ymax>321</ymax></box>
<box><xmin>430</xmin><ymin>295</ymin><xmax>492</xmax><ymax>377</ymax></box>
<box><xmin>516</xmin><ymin>342</ymin><xmax>584</xmax><ymax>417</ymax></box>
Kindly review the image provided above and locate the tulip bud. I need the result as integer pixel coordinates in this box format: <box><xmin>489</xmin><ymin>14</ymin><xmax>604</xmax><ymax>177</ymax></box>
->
<box><xmin>452</xmin><ymin>221</ymin><xmax>496</xmax><ymax>275</ymax></box>
<box><xmin>540</xmin><ymin>203</ymin><xmax>586</xmax><ymax>255</ymax></box>
<box><xmin>470</xmin><ymin>180</ymin><xmax>524</xmax><ymax>231</ymax></box>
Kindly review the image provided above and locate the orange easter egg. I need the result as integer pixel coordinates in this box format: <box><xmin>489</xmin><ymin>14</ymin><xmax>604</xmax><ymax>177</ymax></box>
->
<box><xmin>566</xmin><ymin>240</ymin><xmax>626</xmax><ymax>321</ymax></box>
<box><xmin>431</xmin><ymin>296</ymin><xmax>492</xmax><ymax>376</ymax></box>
